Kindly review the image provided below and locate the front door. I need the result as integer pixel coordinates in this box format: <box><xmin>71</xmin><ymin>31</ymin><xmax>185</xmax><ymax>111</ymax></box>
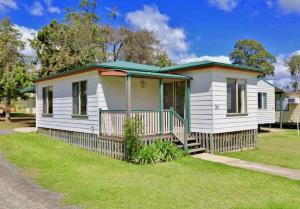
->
<box><xmin>163</xmin><ymin>81</ymin><xmax>185</xmax><ymax>118</ymax></box>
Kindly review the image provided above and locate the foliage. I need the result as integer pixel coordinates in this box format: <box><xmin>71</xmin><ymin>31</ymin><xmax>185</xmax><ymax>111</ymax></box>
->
<box><xmin>229</xmin><ymin>39</ymin><xmax>276</xmax><ymax>76</ymax></box>
<box><xmin>0</xmin><ymin>17</ymin><xmax>31</xmax><ymax>120</ymax></box>
<box><xmin>123</xmin><ymin>117</ymin><xmax>143</xmax><ymax>161</ymax></box>
<box><xmin>1</xmin><ymin>133</ymin><xmax>300</xmax><ymax>209</ymax></box>
<box><xmin>132</xmin><ymin>143</ymin><xmax>161</xmax><ymax>164</ymax></box>
<box><xmin>31</xmin><ymin>0</ymin><xmax>172</xmax><ymax>77</ymax></box>
<box><xmin>286</xmin><ymin>54</ymin><xmax>300</xmax><ymax>91</ymax></box>
<box><xmin>132</xmin><ymin>140</ymin><xmax>186</xmax><ymax>164</ymax></box>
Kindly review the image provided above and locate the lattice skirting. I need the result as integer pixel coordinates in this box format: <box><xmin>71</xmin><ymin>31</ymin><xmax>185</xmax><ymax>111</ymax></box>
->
<box><xmin>38</xmin><ymin>128</ymin><xmax>178</xmax><ymax>160</ymax></box>
<box><xmin>190</xmin><ymin>129</ymin><xmax>257</xmax><ymax>154</ymax></box>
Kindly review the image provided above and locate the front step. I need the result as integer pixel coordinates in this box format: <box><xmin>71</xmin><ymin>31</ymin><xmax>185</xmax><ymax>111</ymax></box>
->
<box><xmin>188</xmin><ymin>147</ymin><xmax>206</xmax><ymax>154</ymax></box>
<box><xmin>172</xmin><ymin>137</ymin><xmax>206</xmax><ymax>154</ymax></box>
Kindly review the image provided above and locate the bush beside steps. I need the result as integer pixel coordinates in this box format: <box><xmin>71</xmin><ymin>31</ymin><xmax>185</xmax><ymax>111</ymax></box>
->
<box><xmin>131</xmin><ymin>140</ymin><xmax>187</xmax><ymax>165</ymax></box>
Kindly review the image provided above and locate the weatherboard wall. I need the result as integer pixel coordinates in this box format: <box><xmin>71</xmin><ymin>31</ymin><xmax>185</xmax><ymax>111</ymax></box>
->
<box><xmin>98</xmin><ymin>76</ymin><xmax>160</xmax><ymax>110</ymax></box>
<box><xmin>36</xmin><ymin>71</ymin><xmax>100</xmax><ymax>134</ymax></box>
<box><xmin>212</xmin><ymin>69</ymin><xmax>258</xmax><ymax>133</ymax></box>
<box><xmin>181</xmin><ymin>68</ymin><xmax>258</xmax><ymax>134</ymax></box>
<box><xmin>257</xmin><ymin>80</ymin><xmax>275</xmax><ymax>124</ymax></box>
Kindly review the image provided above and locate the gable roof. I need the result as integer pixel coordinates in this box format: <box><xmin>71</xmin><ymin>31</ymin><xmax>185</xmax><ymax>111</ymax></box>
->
<box><xmin>257</xmin><ymin>78</ymin><xmax>284</xmax><ymax>93</ymax></box>
<box><xmin>160</xmin><ymin>61</ymin><xmax>263</xmax><ymax>73</ymax></box>
<box><xmin>98</xmin><ymin>61</ymin><xmax>160</xmax><ymax>72</ymax></box>
<box><xmin>34</xmin><ymin>60</ymin><xmax>263</xmax><ymax>83</ymax></box>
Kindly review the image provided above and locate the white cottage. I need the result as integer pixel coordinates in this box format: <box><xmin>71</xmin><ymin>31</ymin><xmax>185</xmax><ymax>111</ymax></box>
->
<box><xmin>35</xmin><ymin>61</ymin><xmax>263</xmax><ymax>157</ymax></box>
<box><xmin>257</xmin><ymin>79</ymin><xmax>276</xmax><ymax>125</ymax></box>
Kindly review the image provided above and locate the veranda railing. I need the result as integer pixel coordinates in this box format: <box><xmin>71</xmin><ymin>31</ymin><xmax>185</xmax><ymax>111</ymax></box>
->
<box><xmin>99</xmin><ymin>109</ymin><xmax>186</xmax><ymax>144</ymax></box>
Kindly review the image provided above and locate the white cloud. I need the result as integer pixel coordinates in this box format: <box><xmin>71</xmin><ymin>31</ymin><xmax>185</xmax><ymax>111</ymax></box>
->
<box><xmin>208</xmin><ymin>0</ymin><xmax>239</xmax><ymax>11</ymax></box>
<box><xmin>0</xmin><ymin>0</ymin><xmax>17</xmax><ymax>11</ymax></box>
<box><xmin>14</xmin><ymin>25</ymin><xmax>37</xmax><ymax>58</ymax></box>
<box><xmin>267</xmin><ymin>0</ymin><xmax>300</xmax><ymax>15</ymax></box>
<box><xmin>44</xmin><ymin>0</ymin><xmax>61</xmax><ymax>14</ymax></box>
<box><xmin>126</xmin><ymin>5</ymin><xmax>188</xmax><ymax>59</ymax></box>
<box><xmin>267</xmin><ymin>50</ymin><xmax>300</xmax><ymax>89</ymax></box>
<box><xmin>176</xmin><ymin>54</ymin><xmax>231</xmax><ymax>64</ymax></box>
<box><xmin>28</xmin><ymin>1</ymin><xmax>44</xmax><ymax>16</ymax></box>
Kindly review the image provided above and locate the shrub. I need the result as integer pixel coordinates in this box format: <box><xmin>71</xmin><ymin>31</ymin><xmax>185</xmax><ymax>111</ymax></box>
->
<box><xmin>154</xmin><ymin>140</ymin><xmax>186</xmax><ymax>162</ymax></box>
<box><xmin>124</xmin><ymin>117</ymin><xmax>143</xmax><ymax>161</ymax></box>
<box><xmin>132</xmin><ymin>140</ymin><xmax>186</xmax><ymax>164</ymax></box>
<box><xmin>132</xmin><ymin>144</ymin><xmax>161</xmax><ymax>164</ymax></box>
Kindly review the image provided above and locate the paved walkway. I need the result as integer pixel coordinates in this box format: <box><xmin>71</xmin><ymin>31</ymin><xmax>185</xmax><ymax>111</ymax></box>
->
<box><xmin>0</xmin><ymin>129</ymin><xmax>14</xmax><ymax>135</ymax></box>
<box><xmin>13</xmin><ymin>127</ymin><xmax>36</xmax><ymax>133</ymax></box>
<box><xmin>194</xmin><ymin>153</ymin><xmax>300</xmax><ymax>180</ymax></box>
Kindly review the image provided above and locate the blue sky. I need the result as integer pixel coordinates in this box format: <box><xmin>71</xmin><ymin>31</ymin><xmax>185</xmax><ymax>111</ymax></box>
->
<box><xmin>1</xmin><ymin>0</ymin><xmax>300</xmax><ymax>87</ymax></box>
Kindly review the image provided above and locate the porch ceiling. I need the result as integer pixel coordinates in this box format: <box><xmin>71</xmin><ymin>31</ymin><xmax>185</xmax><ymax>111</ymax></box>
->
<box><xmin>100</xmin><ymin>69</ymin><xmax>192</xmax><ymax>80</ymax></box>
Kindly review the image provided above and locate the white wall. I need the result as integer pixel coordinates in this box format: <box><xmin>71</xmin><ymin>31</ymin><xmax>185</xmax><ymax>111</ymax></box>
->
<box><xmin>98</xmin><ymin>76</ymin><xmax>160</xmax><ymax>110</ymax></box>
<box><xmin>212</xmin><ymin>70</ymin><xmax>258</xmax><ymax>133</ymax></box>
<box><xmin>257</xmin><ymin>80</ymin><xmax>275</xmax><ymax>124</ymax></box>
<box><xmin>36</xmin><ymin>71</ymin><xmax>99</xmax><ymax>134</ymax></box>
<box><xmin>183</xmin><ymin>70</ymin><xmax>214</xmax><ymax>133</ymax></box>
<box><xmin>183</xmin><ymin>68</ymin><xmax>259</xmax><ymax>134</ymax></box>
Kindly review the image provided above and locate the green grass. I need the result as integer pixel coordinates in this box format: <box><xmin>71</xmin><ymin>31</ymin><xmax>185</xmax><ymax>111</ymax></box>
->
<box><xmin>223</xmin><ymin>129</ymin><xmax>300</xmax><ymax>170</ymax></box>
<box><xmin>0</xmin><ymin>133</ymin><xmax>299</xmax><ymax>209</ymax></box>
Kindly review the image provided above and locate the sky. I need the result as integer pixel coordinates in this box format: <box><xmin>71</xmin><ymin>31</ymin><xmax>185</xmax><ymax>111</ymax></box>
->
<box><xmin>1</xmin><ymin>0</ymin><xmax>300</xmax><ymax>88</ymax></box>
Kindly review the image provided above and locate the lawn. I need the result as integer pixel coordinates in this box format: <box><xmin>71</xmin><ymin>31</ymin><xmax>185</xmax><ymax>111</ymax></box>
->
<box><xmin>0</xmin><ymin>133</ymin><xmax>299</xmax><ymax>209</ymax></box>
<box><xmin>223</xmin><ymin>129</ymin><xmax>300</xmax><ymax>170</ymax></box>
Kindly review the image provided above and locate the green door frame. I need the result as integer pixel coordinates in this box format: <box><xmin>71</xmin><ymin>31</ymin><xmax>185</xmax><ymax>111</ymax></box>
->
<box><xmin>162</xmin><ymin>80</ymin><xmax>191</xmax><ymax>133</ymax></box>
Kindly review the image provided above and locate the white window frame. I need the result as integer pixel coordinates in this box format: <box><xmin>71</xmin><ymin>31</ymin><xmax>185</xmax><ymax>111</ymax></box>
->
<box><xmin>42</xmin><ymin>86</ymin><xmax>53</xmax><ymax>115</ymax></box>
<box><xmin>258</xmin><ymin>92</ymin><xmax>267</xmax><ymax>110</ymax></box>
<box><xmin>72</xmin><ymin>80</ymin><xmax>88</xmax><ymax>116</ymax></box>
<box><xmin>227</xmin><ymin>78</ymin><xmax>247</xmax><ymax>115</ymax></box>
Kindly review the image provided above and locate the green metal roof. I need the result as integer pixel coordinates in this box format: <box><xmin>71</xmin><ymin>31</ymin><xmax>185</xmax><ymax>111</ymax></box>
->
<box><xmin>20</xmin><ymin>85</ymin><xmax>35</xmax><ymax>93</ymax></box>
<box><xmin>98</xmin><ymin>61</ymin><xmax>160</xmax><ymax>72</ymax></box>
<box><xmin>34</xmin><ymin>60</ymin><xmax>263</xmax><ymax>82</ymax></box>
<box><xmin>160</xmin><ymin>61</ymin><xmax>263</xmax><ymax>73</ymax></box>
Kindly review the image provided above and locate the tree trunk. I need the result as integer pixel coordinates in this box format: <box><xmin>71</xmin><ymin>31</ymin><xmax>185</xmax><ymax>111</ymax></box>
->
<box><xmin>5</xmin><ymin>96</ymin><xmax>11</xmax><ymax>122</ymax></box>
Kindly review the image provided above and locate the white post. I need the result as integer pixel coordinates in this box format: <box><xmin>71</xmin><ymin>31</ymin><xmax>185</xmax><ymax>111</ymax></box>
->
<box><xmin>126</xmin><ymin>76</ymin><xmax>131</xmax><ymax>117</ymax></box>
<box><xmin>297</xmin><ymin>116</ymin><xmax>299</xmax><ymax>135</ymax></box>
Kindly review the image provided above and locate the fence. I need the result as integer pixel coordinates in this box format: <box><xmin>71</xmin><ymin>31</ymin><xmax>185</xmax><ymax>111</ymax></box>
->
<box><xmin>191</xmin><ymin>129</ymin><xmax>257</xmax><ymax>154</ymax></box>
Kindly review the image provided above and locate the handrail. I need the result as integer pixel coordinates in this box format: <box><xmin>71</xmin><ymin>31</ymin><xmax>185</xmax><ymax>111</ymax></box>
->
<box><xmin>99</xmin><ymin>108</ymin><xmax>186</xmax><ymax>146</ymax></box>
<box><xmin>99</xmin><ymin>109</ymin><xmax>171</xmax><ymax>136</ymax></box>
<box><xmin>169</xmin><ymin>108</ymin><xmax>186</xmax><ymax>144</ymax></box>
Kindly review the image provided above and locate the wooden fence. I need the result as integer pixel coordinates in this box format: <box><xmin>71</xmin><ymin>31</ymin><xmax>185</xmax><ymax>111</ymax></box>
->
<box><xmin>38</xmin><ymin>128</ymin><xmax>125</xmax><ymax>160</ymax></box>
<box><xmin>191</xmin><ymin>129</ymin><xmax>257</xmax><ymax>154</ymax></box>
<box><xmin>38</xmin><ymin>127</ymin><xmax>257</xmax><ymax>160</ymax></box>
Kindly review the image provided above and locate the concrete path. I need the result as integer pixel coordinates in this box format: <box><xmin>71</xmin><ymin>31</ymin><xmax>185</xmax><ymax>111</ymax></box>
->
<box><xmin>194</xmin><ymin>153</ymin><xmax>300</xmax><ymax>180</ymax></box>
<box><xmin>0</xmin><ymin>154</ymin><xmax>79</xmax><ymax>209</ymax></box>
<box><xmin>13</xmin><ymin>127</ymin><xmax>36</xmax><ymax>133</ymax></box>
<box><xmin>0</xmin><ymin>129</ymin><xmax>14</xmax><ymax>135</ymax></box>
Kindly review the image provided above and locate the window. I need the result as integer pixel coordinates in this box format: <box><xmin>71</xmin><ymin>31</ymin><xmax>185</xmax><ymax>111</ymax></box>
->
<box><xmin>72</xmin><ymin>80</ymin><xmax>87</xmax><ymax>115</ymax></box>
<box><xmin>42</xmin><ymin>86</ymin><xmax>53</xmax><ymax>115</ymax></box>
<box><xmin>227</xmin><ymin>78</ymin><xmax>247</xmax><ymax>114</ymax></box>
<box><xmin>275</xmin><ymin>93</ymin><xmax>289</xmax><ymax>111</ymax></box>
<box><xmin>258</xmin><ymin>92</ymin><xmax>267</xmax><ymax>109</ymax></box>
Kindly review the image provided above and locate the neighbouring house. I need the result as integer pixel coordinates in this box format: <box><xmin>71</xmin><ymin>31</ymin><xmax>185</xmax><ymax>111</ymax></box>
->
<box><xmin>275</xmin><ymin>89</ymin><xmax>300</xmax><ymax>126</ymax></box>
<box><xmin>16</xmin><ymin>85</ymin><xmax>36</xmax><ymax>114</ymax></box>
<box><xmin>34</xmin><ymin>60</ymin><xmax>264</xmax><ymax>159</ymax></box>
<box><xmin>257</xmin><ymin>79</ymin><xmax>275</xmax><ymax>126</ymax></box>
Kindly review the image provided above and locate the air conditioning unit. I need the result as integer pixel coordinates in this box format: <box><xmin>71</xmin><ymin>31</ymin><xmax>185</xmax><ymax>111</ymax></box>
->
<box><xmin>288</xmin><ymin>98</ymin><xmax>300</xmax><ymax>104</ymax></box>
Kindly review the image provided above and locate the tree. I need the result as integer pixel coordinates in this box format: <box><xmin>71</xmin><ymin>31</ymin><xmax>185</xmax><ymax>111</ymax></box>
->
<box><xmin>32</xmin><ymin>0</ymin><xmax>172</xmax><ymax>77</ymax></box>
<box><xmin>286</xmin><ymin>54</ymin><xmax>300</xmax><ymax>91</ymax></box>
<box><xmin>229</xmin><ymin>39</ymin><xmax>276</xmax><ymax>76</ymax></box>
<box><xmin>31</xmin><ymin>0</ymin><xmax>106</xmax><ymax>77</ymax></box>
<box><xmin>0</xmin><ymin>17</ymin><xmax>30</xmax><ymax>121</ymax></box>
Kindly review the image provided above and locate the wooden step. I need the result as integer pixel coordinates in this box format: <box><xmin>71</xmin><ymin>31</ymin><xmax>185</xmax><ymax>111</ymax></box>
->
<box><xmin>188</xmin><ymin>147</ymin><xmax>206</xmax><ymax>154</ymax></box>
<box><xmin>187</xmin><ymin>142</ymin><xmax>202</xmax><ymax>147</ymax></box>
